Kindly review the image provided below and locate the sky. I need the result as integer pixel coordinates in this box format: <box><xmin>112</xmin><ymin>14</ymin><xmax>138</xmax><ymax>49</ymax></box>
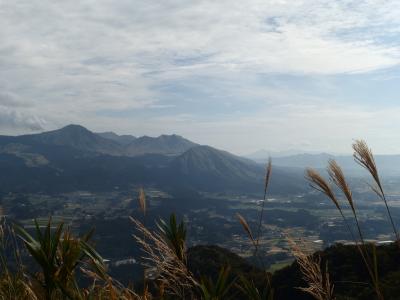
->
<box><xmin>1</xmin><ymin>0</ymin><xmax>400</xmax><ymax>155</ymax></box>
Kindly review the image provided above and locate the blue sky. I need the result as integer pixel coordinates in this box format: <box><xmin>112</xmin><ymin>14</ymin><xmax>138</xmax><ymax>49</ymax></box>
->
<box><xmin>1</xmin><ymin>0</ymin><xmax>400</xmax><ymax>154</ymax></box>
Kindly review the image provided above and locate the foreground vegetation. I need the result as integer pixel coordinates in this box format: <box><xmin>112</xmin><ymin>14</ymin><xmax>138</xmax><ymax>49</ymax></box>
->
<box><xmin>1</xmin><ymin>140</ymin><xmax>400</xmax><ymax>299</ymax></box>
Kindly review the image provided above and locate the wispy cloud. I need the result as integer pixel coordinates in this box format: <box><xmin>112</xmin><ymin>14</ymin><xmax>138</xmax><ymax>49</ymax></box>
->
<box><xmin>0</xmin><ymin>107</ymin><xmax>45</xmax><ymax>132</ymax></box>
<box><xmin>1</xmin><ymin>0</ymin><xmax>400</xmax><ymax>152</ymax></box>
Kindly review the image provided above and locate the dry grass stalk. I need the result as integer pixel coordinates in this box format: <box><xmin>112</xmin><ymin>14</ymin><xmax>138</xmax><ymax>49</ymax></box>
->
<box><xmin>326</xmin><ymin>159</ymin><xmax>383</xmax><ymax>298</ymax></box>
<box><xmin>353</xmin><ymin>140</ymin><xmax>400</xmax><ymax>245</ymax></box>
<box><xmin>306</xmin><ymin>157</ymin><xmax>383</xmax><ymax>299</ymax></box>
<box><xmin>264</xmin><ymin>158</ymin><xmax>272</xmax><ymax>195</ymax></box>
<box><xmin>80</xmin><ymin>267</ymin><xmax>141</xmax><ymax>300</ymax></box>
<box><xmin>353</xmin><ymin>140</ymin><xmax>381</xmax><ymax>190</ymax></box>
<box><xmin>288</xmin><ymin>238</ymin><xmax>334</xmax><ymax>300</ymax></box>
<box><xmin>236</xmin><ymin>213</ymin><xmax>256</xmax><ymax>248</ymax></box>
<box><xmin>137</xmin><ymin>188</ymin><xmax>148</xmax><ymax>295</ymax></box>
<box><xmin>130</xmin><ymin>217</ymin><xmax>198</xmax><ymax>298</ymax></box>
<box><xmin>327</xmin><ymin>160</ymin><xmax>354</xmax><ymax>214</ymax></box>
<box><xmin>237</xmin><ymin>161</ymin><xmax>273</xmax><ymax>293</ymax></box>
<box><xmin>20</xmin><ymin>281</ymin><xmax>39</xmax><ymax>300</ymax></box>
<box><xmin>306</xmin><ymin>168</ymin><xmax>340</xmax><ymax>212</ymax></box>
<box><xmin>306</xmin><ymin>168</ymin><xmax>360</xmax><ymax>244</ymax></box>
<box><xmin>138</xmin><ymin>188</ymin><xmax>146</xmax><ymax>216</ymax></box>
<box><xmin>256</xmin><ymin>159</ymin><xmax>272</xmax><ymax>250</ymax></box>
<box><xmin>327</xmin><ymin>160</ymin><xmax>366</xmax><ymax>244</ymax></box>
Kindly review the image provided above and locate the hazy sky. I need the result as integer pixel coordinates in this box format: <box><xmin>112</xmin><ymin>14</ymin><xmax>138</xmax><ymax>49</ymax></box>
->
<box><xmin>1</xmin><ymin>1</ymin><xmax>400</xmax><ymax>155</ymax></box>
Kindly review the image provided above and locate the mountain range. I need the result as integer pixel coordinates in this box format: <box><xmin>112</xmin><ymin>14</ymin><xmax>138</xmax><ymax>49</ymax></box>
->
<box><xmin>246</xmin><ymin>149</ymin><xmax>323</xmax><ymax>159</ymax></box>
<box><xmin>0</xmin><ymin>125</ymin><xmax>306</xmax><ymax>194</ymax></box>
<box><xmin>249</xmin><ymin>152</ymin><xmax>400</xmax><ymax>177</ymax></box>
<box><xmin>8</xmin><ymin>124</ymin><xmax>197</xmax><ymax>157</ymax></box>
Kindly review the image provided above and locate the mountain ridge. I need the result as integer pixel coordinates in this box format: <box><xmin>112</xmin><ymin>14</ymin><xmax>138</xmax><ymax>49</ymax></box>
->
<box><xmin>124</xmin><ymin>133</ymin><xmax>197</xmax><ymax>156</ymax></box>
<box><xmin>0</xmin><ymin>125</ymin><xmax>306</xmax><ymax>194</ymax></box>
<box><xmin>96</xmin><ymin>131</ymin><xmax>137</xmax><ymax>146</ymax></box>
<box><xmin>0</xmin><ymin>125</ymin><xmax>198</xmax><ymax>157</ymax></box>
<box><xmin>21</xmin><ymin>124</ymin><xmax>124</xmax><ymax>155</ymax></box>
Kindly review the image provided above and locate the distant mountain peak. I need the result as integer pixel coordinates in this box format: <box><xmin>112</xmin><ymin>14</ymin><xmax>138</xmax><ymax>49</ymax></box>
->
<box><xmin>172</xmin><ymin>145</ymin><xmax>261</xmax><ymax>180</ymax></box>
<box><xmin>61</xmin><ymin>124</ymin><xmax>88</xmax><ymax>131</ymax></box>
<box><xmin>23</xmin><ymin>124</ymin><xmax>124</xmax><ymax>155</ymax></box>
<box><xmin>50</xmin><ymin>124</ymin><xmax>97</xmax><ymax>137</ymax></box>
<box><xmin>168</xmin><ymin>144</ymin><xmax>306</xmax><ymax>193</ymax></box>
<box><xmin>36</xmin><ymin>124</ymin><xmax>95</xmax><ymax>140</ymax></box>
<box><xmin>56</xmin><ymin>124</ymin><xmax>94</xmax><ymax>135</ymax></box>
